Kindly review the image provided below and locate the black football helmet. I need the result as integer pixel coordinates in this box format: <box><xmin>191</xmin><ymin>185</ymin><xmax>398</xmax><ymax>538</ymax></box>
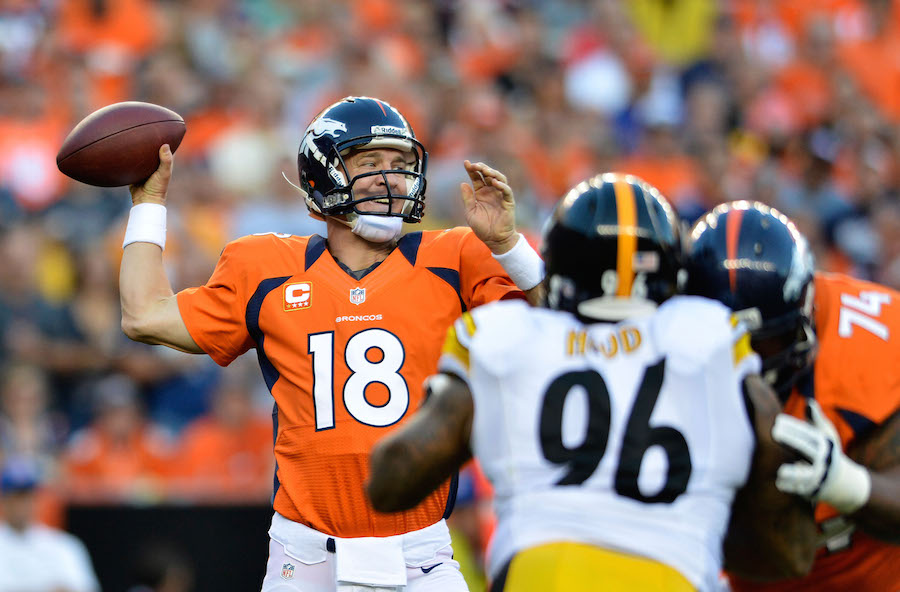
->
<box><xmin>686</xmin><ymin>201</ymin><xmax>816</xmax><ymax>396</ymax></box>
<box><xmin>541</xmin><ymin>173</ymin><xmax>685</xmax><ymax>321</ymax></box>
<box><xmin>297</xmin><ymin>96</ymin><xmax>427</xmax><ymax>222</ymax></box>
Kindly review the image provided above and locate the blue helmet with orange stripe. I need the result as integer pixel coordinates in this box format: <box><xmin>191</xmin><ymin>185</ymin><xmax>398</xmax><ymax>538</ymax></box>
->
<box><xmin>541</xmin><ymin>173</ymin><xmax>685</xmax><ymax>321</ymax></box>
<box><xmin>686</xmin><ymin>201</ymin><xmax>816</xmax><ymax>396</ymax></box>
<box><xmin>296</xmin><ymin>96</ymin><xmax>427</xmax><ymax>223</ymax></box>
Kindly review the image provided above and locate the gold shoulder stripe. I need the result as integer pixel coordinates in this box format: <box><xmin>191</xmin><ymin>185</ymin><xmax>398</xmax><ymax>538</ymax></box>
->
<box><xmin>441</xmin><ymin>324</ymin><xmax>470</xmax><ymax>371</ymax></box>
<box><xmin>733</xmin><ymin>331</ymin><xmax>753</xmax><ymax>367</ymax></box>
<box><xmin>730</xmin><ymin>314</ymin><xmax>754</xmax><ymax>367</ymax></box>
<box><xmin>461</xmin><ymin>311</ymin><xmax>477</xmax><ymax>338</ymax></box>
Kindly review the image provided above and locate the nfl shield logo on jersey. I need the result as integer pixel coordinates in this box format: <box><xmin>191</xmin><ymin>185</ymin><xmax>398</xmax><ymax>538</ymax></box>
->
<box><xmin>281</xmin><ymin>562</ymin><xmax>294</xmax><ymax>580</ymax></box>
<box><xmin>350</xmin><ymin>287</ymin><xmax>366</xmax><ymax>305</ymax></box>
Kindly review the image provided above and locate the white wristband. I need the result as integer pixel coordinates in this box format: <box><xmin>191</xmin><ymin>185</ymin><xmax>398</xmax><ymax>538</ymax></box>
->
<box><xmin>123</xmin><ymin>203</ymin><xmax>167</xmax><ymax>250</ymax></box>
<box><xmin>492</xmin><ymin>233</ymin><xmax>544</xmax><ymax>290</ymax></box>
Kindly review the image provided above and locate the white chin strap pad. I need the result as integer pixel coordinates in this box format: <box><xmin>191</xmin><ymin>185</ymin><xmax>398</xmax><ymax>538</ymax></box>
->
<box><xmin>351</xmin><ymin>214</ymin><xmax>404</xmax><ymax>243</ymax></box>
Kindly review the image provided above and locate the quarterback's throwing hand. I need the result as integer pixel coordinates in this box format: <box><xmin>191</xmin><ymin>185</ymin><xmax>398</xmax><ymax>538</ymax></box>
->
<box><xmin>129</xmin><ymin>144</ymin><xmax>173</xmax><ymax>207</ymax></box>
<box><xmin>460</xmin><ymin>160</ymin><xmax>517</xmax><ymax>254</ymax></box>
<box><xmin>772</xmin><ymin>400</ymin><xmax>871</xmax><ymax>514</ymax></box>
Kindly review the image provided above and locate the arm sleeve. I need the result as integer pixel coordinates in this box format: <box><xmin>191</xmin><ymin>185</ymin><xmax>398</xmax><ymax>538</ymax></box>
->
<box><xmin>176</xmin><ymin>241</ymin><xmax>255</xmax><ymax>366</ymax></box>
<box><xmin>458</xmin><ymin>229</ymin><xmax>526</xmax><ymax>308</ymax></box>
<box><xmin>814</xmin><ymin>275</ymin><xmax>900</xmax><ymax>431</ymax></box>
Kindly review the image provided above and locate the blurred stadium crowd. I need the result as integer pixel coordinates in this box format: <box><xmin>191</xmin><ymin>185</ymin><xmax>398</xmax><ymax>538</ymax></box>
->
<box><xmin>3</xmin><ymin>0</ymin><xmax>900</xmax><ymax>584</ymax></box>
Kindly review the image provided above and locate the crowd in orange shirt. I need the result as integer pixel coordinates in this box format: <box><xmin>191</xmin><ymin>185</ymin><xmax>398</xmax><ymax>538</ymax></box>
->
<box><xmin>1</xmin><ymin>358</ymin><xmax>274</xmax><ymax>524</ymax></box>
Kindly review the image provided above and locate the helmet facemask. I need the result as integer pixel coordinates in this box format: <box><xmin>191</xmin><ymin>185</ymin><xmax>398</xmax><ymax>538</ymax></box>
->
<box><xmin>305</xmin><ymin>134</ymin><xmax>427</xmax><ymax>223</ymax></box>
<box><xmin>736</xmin><ymin>283</ymin><xmax>817</xmax><ymax>400</ymax></box>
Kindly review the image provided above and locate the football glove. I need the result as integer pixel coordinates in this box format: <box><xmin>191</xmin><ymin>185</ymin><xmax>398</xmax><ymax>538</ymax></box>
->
<box><xmin>771</xmin><ymin>399</ymin><xmax>871</xmax><ymax>514</ymax></box>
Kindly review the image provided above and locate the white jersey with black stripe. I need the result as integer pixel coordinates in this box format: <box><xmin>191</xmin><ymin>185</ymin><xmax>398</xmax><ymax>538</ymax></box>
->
<box><xmin>439</xmin><ymin>295</ymin><xmax>760</xmax><ymax>592</ymax></box>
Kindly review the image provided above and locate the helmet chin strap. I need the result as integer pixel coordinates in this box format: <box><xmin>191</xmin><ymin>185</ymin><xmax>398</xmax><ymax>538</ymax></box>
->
<box><xmin>282</xmin><ymin>170</ymin><xmax>404</xmax><ymax>242</ymax></box>
<box><xmin>346</xmin><ymin>212</ymin><xmax>404</xmax><ymax>243</ymax></box>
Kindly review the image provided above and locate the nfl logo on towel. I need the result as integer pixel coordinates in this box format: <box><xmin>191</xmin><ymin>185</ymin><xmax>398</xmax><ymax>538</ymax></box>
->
<box><xmin>281</xmin><ymin>563</ymin><xmax>294</xmax><ymax>580</ymax></box>
<box><xmin>350</xmin><ymin>287</ymin><xmax>366</xmax><ymax>305</ymax></box>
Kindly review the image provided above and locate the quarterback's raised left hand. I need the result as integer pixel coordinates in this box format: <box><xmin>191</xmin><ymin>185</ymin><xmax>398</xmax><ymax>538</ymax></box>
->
<box><xmin>771</xmin><ymin>400</ymin><xmax>871</xmax><ymax>514</ymax></box>
<box><xmin>460</xmin><ymin>160</ymin><xmax>517</xmax><ymax>254</ymax></box>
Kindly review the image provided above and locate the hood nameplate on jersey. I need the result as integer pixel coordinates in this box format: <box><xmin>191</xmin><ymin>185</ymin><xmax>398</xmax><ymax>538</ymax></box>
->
<box><xmin>283</xmin><ymin>282</ymin><xmax>312</xmax><ymax>311</ymax></box>
<box><xmin>350</xmin><ymin>287</ymin><xmax>366</xmax><ymax>305</ymax></box>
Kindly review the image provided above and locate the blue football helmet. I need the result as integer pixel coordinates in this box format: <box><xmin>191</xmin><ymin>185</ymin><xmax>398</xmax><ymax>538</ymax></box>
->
<box><xmin>297</xmin><ymin>96</ymin><xmax>427</xmax><ymax>222</ymax></box>
<box><xmin>541</xmin><ymin>173</ymin><xmax>685</xmax><ymax>321</ymax></box>
<box><xmin>686</xmin><ymin>201</ymin><xmax>816</xmax><ymax>396</ymax></box>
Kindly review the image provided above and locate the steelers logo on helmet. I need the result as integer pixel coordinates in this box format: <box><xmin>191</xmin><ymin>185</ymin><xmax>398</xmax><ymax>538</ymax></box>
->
<box><xmin>686</xmin><ymin>201</ymin><xmax>817</xmax><ymax>398</ymax></box>
<box><xmin>296</xmin><ymin>96</ymin><xmax>428</xmax><ymax>224</ymax></box>
<box><xmin>541</xmin><ymin>173</ymin><xmax>684</xmax><ymax>322</ymax></box>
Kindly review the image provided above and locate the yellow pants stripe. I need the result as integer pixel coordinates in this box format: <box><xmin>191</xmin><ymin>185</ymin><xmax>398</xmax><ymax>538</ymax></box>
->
<box><xmin>497</xmin><ymin>542</ymin><xmax>696</xmax><ymax>592</ymax></box>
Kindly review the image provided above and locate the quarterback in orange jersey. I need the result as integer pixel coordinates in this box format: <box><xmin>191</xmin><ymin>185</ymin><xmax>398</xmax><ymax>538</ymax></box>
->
<box><xmin>118</xmin><ymin>96</ymin><xmax>544</xmax><ymax>592</ymax></box>
<box><xmin>687</xmin><ymin>201</ymin><xmax>900</xmax><ymax>591</ymax></box>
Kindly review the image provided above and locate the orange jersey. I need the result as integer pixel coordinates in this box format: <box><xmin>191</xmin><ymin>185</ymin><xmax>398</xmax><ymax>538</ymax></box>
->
<box><xmin>731</xmin><ymin>272</ymin><xmax>900</xmax><ymax>591</ymax></box>
<box><xmin>176</xmin><ymin>228</ymin><xmax>522</xmax><ymax>537</ymax></box>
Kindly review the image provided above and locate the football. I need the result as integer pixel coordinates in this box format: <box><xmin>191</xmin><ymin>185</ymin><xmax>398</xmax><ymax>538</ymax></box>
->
<box><xmin>56</xmin><ymin>101</ymin><xmax>186</xmax><ymax>187</ymax></box>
